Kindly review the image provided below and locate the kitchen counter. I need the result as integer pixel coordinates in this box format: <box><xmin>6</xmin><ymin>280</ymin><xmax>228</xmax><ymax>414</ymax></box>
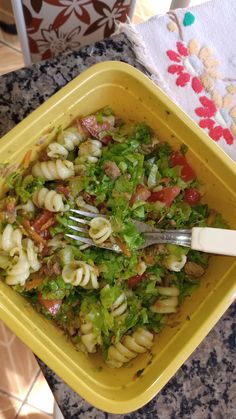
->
<box><xmin>0</xmin><ymin>33</ymin><xmax>235</xmax><ymax>419</ymax></box>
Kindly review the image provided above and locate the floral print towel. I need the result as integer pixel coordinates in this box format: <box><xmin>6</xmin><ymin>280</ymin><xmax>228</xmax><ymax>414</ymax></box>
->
<box><xmin>124</xmin><ymin>0</ymin><xmax>236</xmax><ymax>162</ymax></box>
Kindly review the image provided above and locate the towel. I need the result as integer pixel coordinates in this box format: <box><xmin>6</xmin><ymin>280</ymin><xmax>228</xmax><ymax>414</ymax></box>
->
<box><xmin>119</xmin><ymin>0</ymin><xmax>236</xmax><ymax>162</ymax></box>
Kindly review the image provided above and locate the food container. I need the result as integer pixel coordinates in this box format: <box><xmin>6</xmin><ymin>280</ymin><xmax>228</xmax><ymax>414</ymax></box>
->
<box><xmin>0</xmin><ymin>61</ymin><xmax>235</xmax><ymax>414</ymax></box>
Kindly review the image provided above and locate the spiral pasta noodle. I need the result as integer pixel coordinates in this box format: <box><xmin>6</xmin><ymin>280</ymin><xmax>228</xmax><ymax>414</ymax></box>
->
<box><xmin>32</xmin><ymin>188</ymin><xmax>68</xmax><ymax>212</ymax></box>
<box><xmin>111</xmin><ymin>293</ymin><xmax>127</xmax><ymax>317</ymax></box>
<box><xmin>5</xmin><ymin>238</ymin><xmax>41</xmax><ymax>286</ymax></box>
<box><xmin>151</xmin><ymin>286</ymin><xmax>179</xmax><ymax>314</ymax></box>
<box><xmin>78</xmin><ymin>139</ymin><xmax>102</xmax><ymax>163</ymax></box>
<box><xmin>32</xmin><ymin>159</ymin><xmax>74</xmax><ymax>180</ymax></box>
<box><xmin>47</xmin><ymin>127</ymin><xmax>84</xmax><ymax>159</ymax></box>
<box><xmin>75</xmin><ymin>196</ymin><xmax>99</xmax><ymax>214</ymax></box>
<box><xmin>62</xmin><ymin>261</ymin><xmax>99</xmax><ymax>289</ymax></box>
<box><xmin>0</xmin><ymin>224</ymin><xmax>22</xmax><ymax>254</ymax></box>
<box><xmin>88</xmin><ymin>217</ymin><xmax>112</xmax><ymax>245</ymax></box>
<box><xmin>5</xmin><ymin>250</ymin><xmax>30</xmax><ymax>286</ymax></box>
<box><xmin>106</xmin><ymin>328</ymin><xmax>154</xmax><ymax>368</ymax></box>
<box><xmin>25</xmin><ymin>238</ymin><xmax>41</xmax><ymax>272</ymax></box>
<box><xmin>80</xmin><ymin>319</ymin><xmax>97</xmax><ymax>353</ymax></box>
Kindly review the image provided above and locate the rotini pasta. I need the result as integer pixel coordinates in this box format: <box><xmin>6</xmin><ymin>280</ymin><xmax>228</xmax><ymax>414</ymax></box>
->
<box><xmin>88</xmin><ymin>217</ymin><xmax>112</xmax><ymax>245</ymax></box>
<box><xmin>1</xmin><ymin>107</ymin><xmax>216</xmax><ymax>369</ymax></box>
<box><xmin>75</xmin><ymin>196</ymin><xmax>99</xmax><ymax>214</ymax></box>
<box><xmin>0</xmin><ymin>224</ymin><xmax>22</xmax><ymax>254</ymax></box>
<box><xmin>5</xmin><ymin>250</ymin><xmax>30</xmax><ymax>285</ymax></box>
<box><xmin>25</xmin><ymin>238</ymin><xmax>41</xmax><ymax>272</ymax></box>
<box><xmin>62</xmin><ymin>261</ymin><xmax>99</xmax><ymax>289</ymax></box>
<box><xmin>151</xmin><ymin>286</ymin><xmax>179</xmax><ymax>314</ymax></box>
<box><xmin>106</xmin><ymin>328</ymin><xmax>154</xmax><ymax>368</ymax></box>
<box><xmin>78</xmin><ymin>139</ymin><xmax>102</xmax><ymax>163</ymax></box>
<box><xmin>32</xmin><ymin>188</ymin><xmax>68</xmax><ymax>212</ymax></box>
<box><xmin>80</xmin><ymin>319</ymin><xmax>97</xmax><ymax>353</ymax></box>
<box><xmin>111</xmin><ymin>292</ymin><xmax>127</xmax><ymax>317</ymax></box>
<box><xmin>32</xmin><ymin>159</ymin><xmax>74</xmax><ymax>180</ymax></box>
<box><xmin>47</xmin><ymin>127</ymin><xmax>84</xmax><ymax>158</ymax></box>
<box><xmin>164</xmin><ymin>254</ymin><xmax>187</xmax><ymax>272</ymax></box>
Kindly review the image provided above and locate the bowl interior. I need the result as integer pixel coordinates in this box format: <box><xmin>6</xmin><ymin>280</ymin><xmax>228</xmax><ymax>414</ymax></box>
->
<box><xmin>0</xmin><ymin>62</ymin><xmax>235</xmax><ymax>413</ymax></box>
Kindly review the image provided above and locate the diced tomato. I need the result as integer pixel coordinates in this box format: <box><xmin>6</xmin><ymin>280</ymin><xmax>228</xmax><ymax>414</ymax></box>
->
<box><xmin>38</xmin><ymin>293</ymin><xmax>62</xmax><ymax>316</ymax></box>
<box><xmin>32</xmin><ymin>210</ymin><xmax>55</xmax><ymax>234</ymax></box>
<box><xmin>130</xmin><ymin>184</ymin><xmax>151</xmax><ymax>207</ymax></box>
<box><xmin>56</xmin><ymin>185</ymin><xmax>70</xmax><ymax>198</ymax></box>
<box><xmin>100</xmin><ymin>135</ymin><xmax>113</xmax><ymax>145</ymax></box>
<box><xmin>147</xmin><ymin>186</ymin><xmax>181</xmax><ymax>207</ymax></box>
<box><xmin>81</xmin><ymin>115</ymin><xmax>112</xmax><ymax>139</ymax></box>
<box><xmin>170</xmin><ymin>151</ymin><xmax>196</xmax><ymax>182</ymax></box>
<box><xmin>184</xmin><ymin>188</ymin><xmax>201</xmax><ymax>205</ymax></box>
<box><xmin>128</xmin><ymin>274</ymin><xmax>145</xmax><ymax>288</ymax></box>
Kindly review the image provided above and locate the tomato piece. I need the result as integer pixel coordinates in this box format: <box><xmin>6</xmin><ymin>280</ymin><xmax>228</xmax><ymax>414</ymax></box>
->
<box><xmin>170</xmin><ymin>151</ymin><xmax>196</xmax><ymax>182</ymax></box>
<box><xmin>147</xmin><ymin>186</ymin><xmax>181</xmax><ymax>207</ymax></box>
<box><xmin>81</xmin><ymin>115</ymin><xmax>112</xmax><ymax>139</ymax></box>
<box><xmin>32</xmin><ymin>210</ymin><xmax>55</xmax><ymax>234</ymax></box>
<box><xmin>184</xmin><ymin>188</ymin><xmax>201</xmax><ymax>205</ymax></box>
<box><xmin>38</xmin><ymin>293</ymin><xmax>62</xmax><ymax>316</ymax></box>
<box><xmin>128</xmin><ymin>274</ymin><xmax>145</xmax><ymax>288</ymax></box>
<box><xmin>130</xmin><ymin>184</ymin><xmax>151</xmax><ymax>207</ymax></box>
<box><xmin>100</xmin><ymin>135</ymin><xmax>113</xmax><ymax>145</ymax></box>
<box><xmin>56</xmin><ymin>185</ymin><xmax>70</xmax><ymax>198</ymax></box>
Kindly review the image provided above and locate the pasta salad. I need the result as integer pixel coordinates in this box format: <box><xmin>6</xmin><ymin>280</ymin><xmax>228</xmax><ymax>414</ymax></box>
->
<box><xmin>0</xmin><ymin>107</ymin><xmax>227</xmax><ymax>368</ymax></box>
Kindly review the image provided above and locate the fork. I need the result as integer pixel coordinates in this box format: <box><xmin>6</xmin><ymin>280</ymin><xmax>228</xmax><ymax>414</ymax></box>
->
<box><xmin>66</xmin><ymin>209</ymin><xmax>236</xmax><ymax>256</ymax></box>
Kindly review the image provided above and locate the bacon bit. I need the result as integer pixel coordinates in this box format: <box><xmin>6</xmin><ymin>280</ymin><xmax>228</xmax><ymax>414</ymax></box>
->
<box><xmin>128</xmin><ymin>274</ymin><xmax>145</xmax><ymax>288</ymax></box>
<box><xmin>129</xmin><ymin>184</ymin><xmax>151</xmax><ymax>207</ymax></box>
<box><xmin>38</xmin><ymin>293</ymin><xmax>62</xmax><ymax>316</ymax></box>
<box><xmin>81</xmin><ymin>115</ymin><xmax>112</xmax><ymax>139</ymax></box>
<box><xmin>22</xmin><ymin>219</ymin><xmax>47</xmax><ymax>246</ymax></box>
<box><xmin>103</xmin><ymin>161</ymin><xmax>121</xmax><ymax>180</ymax></box>
<box><xmin>4</xmin><ymin>197</ymin><xmax>16</xmax><ymax>213</ymax></box>
<box><xmin>56</xmin><ymin>185</ymin><xmax>70</xmax><ymax>198</ymax></box>
<box><xmin>25</xmin><ymin>276</ymin><xmax>44</xmax><ymax>291</ymax></box>
<box><xmin>38</xmin><ymin>148</ymin><xmax>50</xmax><ymax>162</ymax></box>
<box><xmin>22</xmin><ymin>149</ymin><xmax>32</xmax><ymax>169</ymax></box>
<box><xmin>100</xmin><ymin>135</ymin><xmax>113</xmax><ymax>145</ymax></box>
<box><xmin>41</xmin><ymin>217</ymin><xmax>56</xmax><ymax>231</ymax></box>
<box><xmin>32</xmin><ymin>210</ymin><xmax>55</xmax><ymax>234</ymax></box>
<box><xmin>82</xmin><ymin>192</ymin><xmax>96</xmax><ymax>205</ymax></box>
<box><xmin>116</xmin><ymin>237</ymin><xmax>131</xmax><ymax>257</ymax></box>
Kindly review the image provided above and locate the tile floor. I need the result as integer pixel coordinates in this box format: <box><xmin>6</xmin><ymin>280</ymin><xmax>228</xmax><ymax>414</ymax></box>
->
<box><xmin>0</xmin><ymin>321</ymin><xmax>54</xmax><ymax>419</ymax></box>
<box><xmin>0</xmin><ymin>1</ymin><xmax>208</xmax><ymax>418</ymax></box>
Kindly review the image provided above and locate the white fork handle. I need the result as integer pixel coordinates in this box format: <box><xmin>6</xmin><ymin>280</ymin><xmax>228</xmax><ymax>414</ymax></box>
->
<box><xmin>191</xmin><ymin>227</ymin><xmax>236</xmax><ymax>256</ymax></box>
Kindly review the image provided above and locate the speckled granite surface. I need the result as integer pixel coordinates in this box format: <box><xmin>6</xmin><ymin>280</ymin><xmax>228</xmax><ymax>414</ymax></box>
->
<box><xmin>0</xmin><ymin>33</ymin><xmax>235</xmax><ymax>419</ymax></box>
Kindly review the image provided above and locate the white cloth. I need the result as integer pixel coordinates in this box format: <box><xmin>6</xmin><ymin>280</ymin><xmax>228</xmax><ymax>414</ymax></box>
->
<box><xmin>122</xmin><ymin>0</ymin><xmax>236</xmax><ymax>162</ymax></box>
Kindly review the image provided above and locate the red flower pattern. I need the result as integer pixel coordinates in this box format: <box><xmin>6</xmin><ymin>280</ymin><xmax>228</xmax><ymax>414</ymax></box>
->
<box><xmin>166</xmin><ymin>41</ymin><xmax>234</xmax><ymax>145</ymax></box>
<box><xmin>196</xmin><ymin>97</ymin><xmax>233</xmax><ymax>144</ymax></box>
<box><xmin>167</xmin><ymin>42</ymin><xmax>203</xmax><ymax>90</ymax></box>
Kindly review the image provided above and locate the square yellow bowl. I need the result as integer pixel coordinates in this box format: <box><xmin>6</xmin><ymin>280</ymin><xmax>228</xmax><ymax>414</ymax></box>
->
<box><xmin>0</xmin><ymin>61</ymin><xmax>236</xmax><ymax>414</ymax></box>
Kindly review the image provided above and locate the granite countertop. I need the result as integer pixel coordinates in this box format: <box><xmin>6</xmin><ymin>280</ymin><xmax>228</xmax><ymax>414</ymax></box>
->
<box><xmin>0</xmin><ymin>33</ymin><xmax>235</xmax><ymax>419</ymax></box>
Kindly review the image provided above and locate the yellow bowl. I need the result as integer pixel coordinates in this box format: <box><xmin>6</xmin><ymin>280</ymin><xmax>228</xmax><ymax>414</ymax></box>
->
<box><xmin>0</xmin><ymin>61</ymin><xmax>235</xmax><ymax>414</ymax></box>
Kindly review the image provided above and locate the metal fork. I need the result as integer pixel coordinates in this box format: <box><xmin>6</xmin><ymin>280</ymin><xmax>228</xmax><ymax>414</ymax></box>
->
<box><xmin>65</xmin><ymin>209</ymin><xmax>236</xmax><ymax>256</ymax></box>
